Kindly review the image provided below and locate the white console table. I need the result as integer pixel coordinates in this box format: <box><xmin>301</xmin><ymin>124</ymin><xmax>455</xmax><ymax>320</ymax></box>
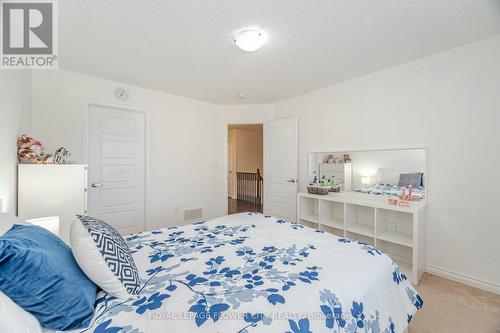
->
<box><xmin>297</xmin><ymin>192</ymin><xmax>426</xmax><ymax>284</ymax></box>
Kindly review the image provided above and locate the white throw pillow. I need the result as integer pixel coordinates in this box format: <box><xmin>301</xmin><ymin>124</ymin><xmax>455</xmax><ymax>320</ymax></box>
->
<box><xmin>70</xmin><ymin>216</ymin><xmax>140</xmax><ymax>300</ymax></box>
<box><xmin>0</xmin><ymin>290</ymin><xmax>43</xmax><ymax>333</ymax></box>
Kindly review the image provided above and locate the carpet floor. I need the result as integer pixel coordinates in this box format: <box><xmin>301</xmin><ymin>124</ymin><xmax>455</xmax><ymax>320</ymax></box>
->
<box><xmin>409</xmin><ymin>273</ymin><xmax>500</xmax><ymax>333</ymax></box>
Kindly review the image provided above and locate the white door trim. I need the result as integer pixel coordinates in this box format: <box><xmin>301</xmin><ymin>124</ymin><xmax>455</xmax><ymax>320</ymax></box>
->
<box><xmin>263</xmin><ymin>117</ymin><xmax>298</xmax><ymax>220</ymax></box>
<box><xmin>222</xmin><ymin>121</ymin><xmax>264</xmax><ymax>215</ymax></box>
<box><xmin>227</xmin><ymin>131</ymin><xmax>236</xmax><ymax>199</ymax></box>
<box><xmin>83</xmin><ymin>99</ymin><xmax>150</xmax><ymax>231</ymax></box>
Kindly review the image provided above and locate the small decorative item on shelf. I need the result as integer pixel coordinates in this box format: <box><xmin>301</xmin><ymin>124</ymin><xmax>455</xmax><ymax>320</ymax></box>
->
<box><xmin>330</xmin><ymin>176</ymin><xmax>336</xmax><ymax>188</ymax></box>
<box><xmin>407</xmin><ymin>184</ymin><xmax>413</xmax><ymax>201</ymax></box>
<box><xmin>329</xmin><ymin>186</ymin><xmax>341</xmax><ymax>193</ymax></box>
<box><xmin>412</xmin><ymin>195</ymin><xmax>422</xmax><ymax>202</ymax></box>
<box><xmin>343</xmin><ymin>154</ymin><xmax>351</xmax><ymax>163</ymax></box>
<box><xmin>324</xmin><ymin>154</ymin><xmax>334</xmax><ymax>163</ymax></box>
<box><xmin>399</xmin><ymin>187</ymin><xmax>407</xmax><ymax>201</ymax></box>
<box><xmin>54</xmin><ymin>147</ymin><xmax>74</xmax><ymax>164</ymax></box>
<box><xmin>320</xmin><ymin>176</ymin><xmax>328</xmax><ymax>187</ymax></box>
<box><xmin>398</xmin><ymin>185</ymin><xmax>422</xmax><ymax>202</ymax></box>
<box><xmin>388</xmin><ymin>197</ymin><xmax>398</xmax><ymax>205</ymax></box>
<box><xmin>17</xmin><ymin>135</ymin><xmax>54</xmax><ymax>164</ymax></box>
<box><xmin>399</xmin><ymin>200</ymin><xmax>410</xmax><ymax>208</ymax></box>
<box><xmin>324</xmin><ymin>177</ymin><xmax>339</xmax><ymax>192</ymax></box>
<box><xmin>307</xmin><ymin>185</ymin><xmax>330</xmax><ymax>195</ymax></box>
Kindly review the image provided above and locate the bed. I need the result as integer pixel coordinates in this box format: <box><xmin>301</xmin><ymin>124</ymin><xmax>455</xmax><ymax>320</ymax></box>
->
<box><xmin>78</xmin><ymin>213</ymin><xmax>422</xmax><ymax>333</ymax></box>
<box><xmin>352</xmin><ymin>183</ymin><xmax>426</xmax><ymax>199</ymax></box>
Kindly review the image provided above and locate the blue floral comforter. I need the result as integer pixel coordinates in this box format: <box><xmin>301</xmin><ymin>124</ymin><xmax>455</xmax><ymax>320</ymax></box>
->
<box><xmin>79</xmin><ymin>213</ymin><xmax>422</xmax><ymax>333</ymax></box>
<box><xmin>353</xmin><ymin>183</ymin><xmax>426</xmax><ymax>199</ymax></box>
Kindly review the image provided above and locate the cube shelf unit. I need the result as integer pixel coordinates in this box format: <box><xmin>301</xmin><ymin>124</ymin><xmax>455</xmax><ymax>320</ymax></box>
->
<box><xmin>297</xmin><ymin>192</ymin><xmax>426</xmax><ymax>284</ymax></box>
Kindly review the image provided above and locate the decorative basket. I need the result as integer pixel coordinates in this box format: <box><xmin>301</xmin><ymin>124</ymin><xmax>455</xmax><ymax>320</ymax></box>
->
<box><xmin>307</xmin><ymin>186</ymin><xmax>329</xmax><ymax>195</ymax></box>
<box><xmin>329</xmin><ymin>186</ymin><xmax>341</xmax><ymax>193</ymax></box>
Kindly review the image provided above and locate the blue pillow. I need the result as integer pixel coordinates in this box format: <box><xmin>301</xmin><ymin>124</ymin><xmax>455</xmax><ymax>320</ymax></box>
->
<box><xmin>0</xmin><ymin>224</ymin><xmax>97</xmax><ymax>330</ymax></box>
<box><xmin>399</xmin><ymin>172</ymin><xmax>423</xmax><ymax>187</ymax></box>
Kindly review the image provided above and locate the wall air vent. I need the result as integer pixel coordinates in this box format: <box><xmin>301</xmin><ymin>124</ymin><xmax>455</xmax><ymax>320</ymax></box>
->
<box><xmin>184</xmin><ymin>208</ymin><xmax>203</xmax><ymax>222</ymax></box>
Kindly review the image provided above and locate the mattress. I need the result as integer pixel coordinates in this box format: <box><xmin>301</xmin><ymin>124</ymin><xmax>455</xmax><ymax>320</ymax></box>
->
<box><xmin>79</xmin><ymin>213</ymin><xmax>422</xmax><ymax>332</ymax></box>
<box><xmin>353</xmin><ymin>183</ymin><xmax>426</xmax><ymax>199</ymax></box>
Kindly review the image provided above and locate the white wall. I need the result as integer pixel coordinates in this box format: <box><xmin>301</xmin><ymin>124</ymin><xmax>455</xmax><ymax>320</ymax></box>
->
<box><xmin>31</xmin><ymin>70</ymin><xmax>224</xmax><ymax>229</ymax></box>
<box><xmin>0</xmin><ymin>71</ymin><xmax>32</xmax><ymax>214</ymax></box>
<box><xmin>232</xmin><ymin>127</ymin><xmax>263</xmax><ymax>174</ymax></box>
<box><xmin>219</xmin><ymin>104</ymin><xmax>275</xmax><ymax>125</ymax></box>
<box><xmin>274</xmin><ymin>35</ymin><xmax>500</xmax><ymax>292</ymax></box>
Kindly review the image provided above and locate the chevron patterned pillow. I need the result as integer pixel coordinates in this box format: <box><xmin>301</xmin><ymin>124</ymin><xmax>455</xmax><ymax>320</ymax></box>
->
<box><xmin>70</xmin><ymin>215</ymin><xmax>140</xmax><ymax>300</ymax></box>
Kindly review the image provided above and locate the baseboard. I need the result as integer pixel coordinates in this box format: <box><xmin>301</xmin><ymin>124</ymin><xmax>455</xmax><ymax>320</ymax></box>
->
<box><xmin>424</xmin><ymin>264</ymin><xmax>500</xmax><ymax>295</ymax></box>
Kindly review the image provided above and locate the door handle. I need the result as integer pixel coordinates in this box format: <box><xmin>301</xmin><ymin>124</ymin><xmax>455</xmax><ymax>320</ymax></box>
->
<box><xmin>287</xmin><ymin>179</ymin><xmax>296</xmax><ymax>183</ymax></box>
<box><xmin>91</xmin><ymin>183</ymin><xmax>104</xmax><ymax>188</ymax></box>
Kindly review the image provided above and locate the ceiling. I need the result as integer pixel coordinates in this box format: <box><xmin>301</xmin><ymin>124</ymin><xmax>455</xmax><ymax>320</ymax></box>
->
<box><xmin>59</xmin><ymin>1</ymin><xmax>500</xmax><ymax>104</ymax></box>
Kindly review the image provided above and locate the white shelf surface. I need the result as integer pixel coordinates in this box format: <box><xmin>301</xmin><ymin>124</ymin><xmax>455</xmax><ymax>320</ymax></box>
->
<box><xmin>321</xmin><ymin>224</ymin><xmax>344</xmax><ymax>237</ymax></box>
<box><xmin>377</xmin><ymin>230</ymin><xmax>413</xmax><ymax>248</ymax></box>
<box><xmin>299</xmin><ymin>214</ymin><xmax>319</xmax><ymax>224</ymax></box>
<box><xmin>345</xmin><ymin>224</ymin><xmax>374</xmax><ymax>238</ymax></box>
<box><xmin>320</xmin><ymin>217</ymin><xmax>344</xmax><ymax>229</ymax></box>
<box><xmin>299</xmin><ymin>191</ymin><xmax>426</xmax><ymax>213</ymax></box>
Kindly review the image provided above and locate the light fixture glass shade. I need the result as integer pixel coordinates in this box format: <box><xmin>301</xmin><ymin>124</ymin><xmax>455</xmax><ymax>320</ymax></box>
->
<box><xmin>27</xmin><ymin>216</ymin><xmax>60</xmax><ymax>236</ymax></box>
<box><xmin>234</xmin><ymin>28</ymin><xmax>267</xmax><ymax>52</ymax></box>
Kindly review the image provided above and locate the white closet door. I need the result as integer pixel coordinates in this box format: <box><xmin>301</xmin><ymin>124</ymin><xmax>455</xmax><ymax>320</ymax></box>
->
<box><xmin>87</xmin><ymin>104</ymin><xmax>146</xmax><ymax>234</ymax></box>
<box><xmin>263</xmin><ymin>117</ymin><xmax>298</xmax><ymax>220</ymax></box>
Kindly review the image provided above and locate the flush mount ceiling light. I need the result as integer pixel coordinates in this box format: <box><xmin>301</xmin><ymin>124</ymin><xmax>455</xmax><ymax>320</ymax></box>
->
<box><xmin>234</xmin><ymin>28</ymin><xmax>267</xmax><ymax>52</ymax></box>
<box><xmin>237</xmin><ymin>92</ymin><xmax>247</xmax><ymax>100</ymax></box>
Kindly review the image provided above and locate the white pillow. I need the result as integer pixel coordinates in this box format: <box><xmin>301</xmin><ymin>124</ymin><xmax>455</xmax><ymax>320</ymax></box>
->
<box><xmin>0</xmin><ymin>291</ymin><xmax>43</xmax><ymax>333</ymax></box>
<box><xmin>70</xmin><ymin>216</ymin><xmax>140</xmax><ymax>300</ymax></box>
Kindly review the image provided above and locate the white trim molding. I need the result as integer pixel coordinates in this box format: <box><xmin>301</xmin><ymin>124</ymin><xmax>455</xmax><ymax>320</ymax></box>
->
<box><xmin>424</xmin><ymin>263</ymin><xmax>500</xmax><ymax>295</ymax></box>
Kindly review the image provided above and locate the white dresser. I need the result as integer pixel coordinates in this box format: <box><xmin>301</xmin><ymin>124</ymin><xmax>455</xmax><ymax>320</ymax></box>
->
<box><xmin>18</xmin><ymin>164</ymin><xmax>88</xmax><ymax>244</ymax></box>
<box><xmin>297</xmin><ymin>192</ymin><xmax>426</xmax><ymax>284</ymax></box>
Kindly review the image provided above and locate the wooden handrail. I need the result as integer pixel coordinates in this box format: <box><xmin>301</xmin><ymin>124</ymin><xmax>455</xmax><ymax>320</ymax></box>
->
<box><xmin>236</xmin><ymin>168</ymin><xmax>263</xmax><ymax>205</ymax></box>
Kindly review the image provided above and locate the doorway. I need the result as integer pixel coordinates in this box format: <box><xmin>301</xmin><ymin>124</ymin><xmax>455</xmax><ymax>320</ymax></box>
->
<box><xmin>227</xmin><ymin>124</ymin><xmax>263</xmax><ymax>214</ymax></box>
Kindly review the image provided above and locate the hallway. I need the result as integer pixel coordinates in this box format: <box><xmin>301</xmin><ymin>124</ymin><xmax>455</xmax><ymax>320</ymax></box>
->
<box><xmin>228</xmin><ymin>198</ymin><xmax>263</xmax><ymax>215</ymax></box>
<box><xmin>228</xmin><ymin>124</ymin><xmax>264</xmax><ymax>216</ymax></box>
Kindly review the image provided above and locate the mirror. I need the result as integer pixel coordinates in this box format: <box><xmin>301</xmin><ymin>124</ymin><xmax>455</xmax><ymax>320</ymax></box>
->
<box><xmin>309</xmin><ymin>148</ymin><xmax>427</xmax><ymax>201</ymax></box>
